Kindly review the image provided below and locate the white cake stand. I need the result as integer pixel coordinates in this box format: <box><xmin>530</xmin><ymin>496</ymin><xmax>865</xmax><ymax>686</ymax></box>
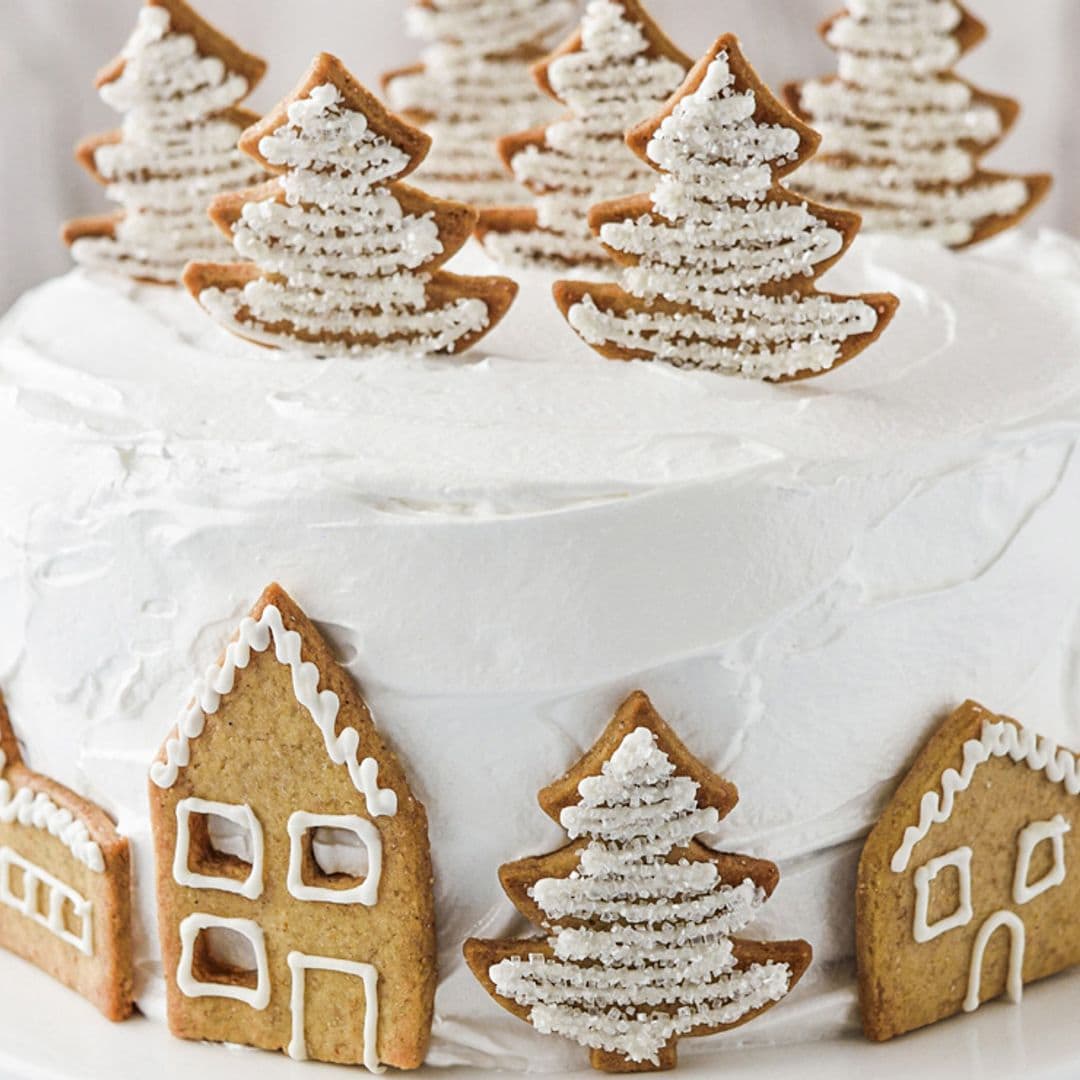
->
<box><xmin>2</xmin><ymin>949</ymin><xmax>1079</xmax><ymax>1079</ymax></box>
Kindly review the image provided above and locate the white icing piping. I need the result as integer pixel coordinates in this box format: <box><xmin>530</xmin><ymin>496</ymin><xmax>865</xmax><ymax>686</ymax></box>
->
<box><xmin>794</xmin><ymin>0</ymin><xmax>1035</xmax><ymax>245</ymax></box>
<box><xmin>891</xmin><ymin>719</ymin><xmax>1080</xmax><ymax>873</ymax></box>
<box><xmin>963</xmin><ymin>909</ymin><xmax>1024</xmax><ymax>1013</ymax></box>
<box><xmin>565</xmin><ymin>49</ymin><xmax>881</xmax><ymax>380</ymax></box>
<box><xmin>150</xmin><ymin>603</ymin><xmax>398</xmax><ymax>820</ymax></box>
<box><xmin>490</xmin><ymin>727</ymin><xmax>792</xmax><ymax>1065</ymax></box>
<box><xmin>385</xmin><ymin>0</ymin><xmax>574</xmax><ymax>206</ymax></box>
<box><xmin>0</xmin><ymin>750</ymin><xmax>105</xmax><ymax>873</ymax></box>
<box><xmin>199</xmin><ymin>82</ymin><xmax>494</xmax><ymax>357</ymax></box>
<box><xmin>0</xmin><ymin>846</ymin><xmax>94</xmax><ymax>956</ymax></box>
<box><xmin>1012</xmin><ymin>816</ymin><xmax>1070</xmax><ymax>906</ymax></box>
<box><xmin>71</xmin><ymin>5</ymin><xmax>264</xmax><ymax>282</ymax></box>
<box><xmin>286</xmin><ymin>811</ymin><xmax>382</xmax><ymax>906</ymax></box>
<box><xmin>287</xmin><ymin>952</ymin><xmax>382</xmax><ymax>1072</ymax></box>
<box><xmin>480</xmin><ymin>0</ymin><xmax>688</xmax><ymax>268</ymax></box>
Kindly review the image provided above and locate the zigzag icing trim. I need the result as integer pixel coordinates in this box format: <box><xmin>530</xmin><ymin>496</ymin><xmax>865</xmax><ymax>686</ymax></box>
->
<box><xmin>891</xmin><ymin>719</ymin><xmax>1080</xmax><ymax>873</ymax></box>
<box><xmin>0</xmin><ymin>753</ymin><xmax>105</xmax><ymax>873</ymax></box>
<box><xmin>150</xmin><ymin>604</ymin><xmax>398</xmax><ymax>818</ymax></box>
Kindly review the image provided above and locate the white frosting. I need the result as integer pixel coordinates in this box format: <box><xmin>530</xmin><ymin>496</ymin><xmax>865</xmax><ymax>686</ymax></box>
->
<box><xmin>198</xmin><ymin>83</ymin><xmax>495</xmax><ymax>357</ymax></box>
<box><xmin>384</xmin><ymin>0</ymin><xmax>573</xmax><ymax>207</ymax></box>
<box><xmin>70</xmin><ymin>5</ymin><xmax>264</xmax><ymax>283</ymax></box>
<box><xmin>0</xmin><ymin>749</ymin><xmax>104</xmax><ymax>872</ymax></box>
<box><xmin>892</xmin><ymin>718</ymin><xmax>1080</xmax><ymax>873</ymax></box>
<box><xmin>150</xmin><ymin>602</ymin><xmax>398</xmax><ymax>821</ymax></box>
<box><xmin>794</xmin><ymin>0</ymin><xmax>1038</xmax><ymax>246</ymax></box>
<box><xmin>566</xmin><ymin>49</ymin><xmax>883</xmax><ymax>379</ymax></box>
<box><xmin>3</xmin><ymin>230</ymin><xmax>1080</xmax><ymax>1067</ymax></box>
<box><xmin>490</xmin><ymin>727</ymin><xmax>792</xmax><ymax>1064</ymax></box>
<box><xmin>480</xmin><ymin>0</ymin><xmax>688</xmax><ymax>268</ymax></box>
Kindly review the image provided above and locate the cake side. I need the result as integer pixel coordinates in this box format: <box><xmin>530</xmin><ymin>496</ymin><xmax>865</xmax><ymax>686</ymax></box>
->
<box><xmin>1</xmin><ymin>232</ymin><xmax>1080</xmax><ymax>1067</ymax></box>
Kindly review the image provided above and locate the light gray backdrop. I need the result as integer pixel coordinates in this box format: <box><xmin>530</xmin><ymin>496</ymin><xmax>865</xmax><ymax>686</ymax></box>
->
<box><xmin>1</xmin><ymin>0</ymin><xmax>1077</xmax><ymax>313</ymax></box>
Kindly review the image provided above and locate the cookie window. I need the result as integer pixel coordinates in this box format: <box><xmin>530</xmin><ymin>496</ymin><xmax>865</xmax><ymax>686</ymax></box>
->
<box><xmin>1013</xmin><ymin>815</ymin><xmax>1071</xmax><ymax>905</ymax></box>
<box><xmin>286</xmin><ymin>812</ymin><xmax>382</xmax><ymax>906</ymax></box>
<box><xmin>912</xmin><ymin>846</ymin><xmax>973</xmax><ymax>943</ymax></box>
<box><xmin>173</xmin><ymin>798</ymin><xmax>264</xmax><ymax>900</ymax></box>
<box><xmin>0</xmin><ymin>846</ymin><xmax>93</xmax><ymax>955</ymax></box>
<box><xmin>177</xmin><ymin>913</ymin><xmax>270</xmax><ymax>1009</ymax></box>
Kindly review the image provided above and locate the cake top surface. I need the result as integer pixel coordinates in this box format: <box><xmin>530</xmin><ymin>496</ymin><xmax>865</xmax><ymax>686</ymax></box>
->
<box><xmin>3</xmin><ymin>231</ymin><xmax>1080</xmax><ymax>518</ymax></box>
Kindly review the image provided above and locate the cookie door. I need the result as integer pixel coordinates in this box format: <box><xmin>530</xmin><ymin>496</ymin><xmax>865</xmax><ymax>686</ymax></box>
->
<box><xmin>286</xmin><ymin>952</ymin><xmax>380</xmax><ymax>1069</ymax></box>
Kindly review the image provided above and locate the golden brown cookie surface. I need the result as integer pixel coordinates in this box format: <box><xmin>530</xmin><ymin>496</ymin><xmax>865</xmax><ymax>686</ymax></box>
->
<box><xmin>859</xmin><ymin>701</ymin><xmax>1080</xmax><ymax>1041</ymax></box>
<box><xmin>148</xmin><ymin>583</ymin><xmax>436</xmax><ymax>1069</ymax></box>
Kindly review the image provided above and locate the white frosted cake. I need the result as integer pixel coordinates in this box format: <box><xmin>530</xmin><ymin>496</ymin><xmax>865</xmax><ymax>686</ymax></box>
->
<box><xmin>3</xmin><ymin>227</ymin><xmax>1080</xmax><ymax>1068</ymax></box>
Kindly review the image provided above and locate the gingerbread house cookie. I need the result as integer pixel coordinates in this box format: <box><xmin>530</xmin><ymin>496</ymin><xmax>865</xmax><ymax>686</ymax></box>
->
<box><xmin>0</xmin><ymin>693</ymin><xmax>133</xmax><ymax>1021</ymax></box>
<box><xmin>859</xmin><ymin>701</ymin><xmax>1080</xmax><ymax>1041</ymax></box>
<box><xmin>148</xmin><ymin>584</ymin><xmax>436</xmax><ymax>1069</ymax></box>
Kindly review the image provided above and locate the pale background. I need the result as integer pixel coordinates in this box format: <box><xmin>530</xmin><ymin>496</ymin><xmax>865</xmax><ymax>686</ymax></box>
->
<box><xmin>1</xmin><ymin>0</ymin><xmax>1077</xmax><ymax>313</ymax></box>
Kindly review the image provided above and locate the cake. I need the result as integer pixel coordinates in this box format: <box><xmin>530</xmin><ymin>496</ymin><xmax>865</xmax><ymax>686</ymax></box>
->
<box><xmin>3</xmin><ymin>225</ymin><xmax>1080</xmax><ymax>1068</ymax></box>
<box><xmin>2</xmin><ymin>0</ymin><xmax>1080</xmax><ymax>1072</ymax></box>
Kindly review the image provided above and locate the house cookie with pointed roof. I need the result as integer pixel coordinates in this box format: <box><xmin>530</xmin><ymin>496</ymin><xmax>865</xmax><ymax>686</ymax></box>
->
<box><xmin>148</xmin><ymin>584</ymin><xmax>436</xmax><ymax>1070</ymax></box>
<box><xmin>859</xmin><ymin>700</ymin><xmax>1080</xmax><ymax>1041</ymax></box>
<box><xmin>0</xmin><ymin>693</ymin><xmax>134</xmax><ymax>1021</ymax></box>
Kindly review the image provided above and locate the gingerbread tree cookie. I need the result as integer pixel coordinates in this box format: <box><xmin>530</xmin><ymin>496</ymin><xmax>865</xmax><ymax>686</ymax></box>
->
<box><xmin>0</xmin><ymin>692</ymin><xmax>134</xmax><ymax>1021</ymax></box>
<box><xmin>63</xmin><ymin>0</ymin><xmax>267</xmax><ymax>285</ymax></box>
<box><xmin>786</xmin><ymin>1</ymin><xmax>1052</xmax><ymax>248</ymax></box>
<box><xmin>149</xmin><ymin>584</ymin><xmax>436</xmax><ymax>1069</ymax></box>
<box><xmin>185</xmin><ymin>54</ymin><xmax>518</xmax><ymax>357</ymax></box>
<box><xmin>476</xmin><ymin>0</ymin><xmax>691</xmax><ymax>270</ymax></box>
<box><xmin>383</xmin><ymin>0</ymin><xmax>574</xmax><ymax>207</ymax></box>
<box><xmin>465</xmin><ymin>692</ymin><xmax>812</xmax><ymax>1073</ymax></box>
<box><xmin>554</xmin><ymin>35</ymin><xmax>899</xmax><ymax>382</ymax></box>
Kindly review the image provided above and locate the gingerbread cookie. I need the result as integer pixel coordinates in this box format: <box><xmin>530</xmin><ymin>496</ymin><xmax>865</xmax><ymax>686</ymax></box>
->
<box><xmin>185</xmin><ymin>53</ymin><xmax>518</xmax><ymax>357</ymax></box>
<box><xmin>786</xmin><ymin>1</ymin><xmax>1052</xmax><ymax>248</ymax></box>
<box><xmin>554</xmin><ymin>35</ymin><xmax>899</xmax><ymax>382</ymax></box>
<box><xmin>0</xmin><ymin>692</ymin><xmax>133</xmax><ymax>1021</ymax></box>
<box><xmin>859</xmin><ymin>700</ymin><xmax>1080</xmax><ymax>1042</ymax></box>
<box><xmin>383</xmin><ymin>0</ymin><xmax>574</xmax><ymax>207</ymax></box>
<box><xmin>148</xmin><ymin>583</ymin><xmax>436</xmax><ymax>1069</ymax></box>
<box><xmin>465</xmin><ymin>691</ymin><xmax>812</xmax><ymax>1073</ymax></box>
<box><xmin>63</xmin><ymin>0</ymin><xmax>267</xmax><ymax>285</ymax></box>
<box><xmin>475</xmin><ymin>0</ymin><xmax>691</xmax><ymax>269</ymax></box>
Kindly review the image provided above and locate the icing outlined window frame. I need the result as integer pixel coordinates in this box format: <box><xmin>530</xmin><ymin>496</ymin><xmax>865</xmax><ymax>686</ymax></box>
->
<box><xmin>912</xmin><ymin>845</ymin><xmax>974</xmax><ymax>943</ymax></box>
<box><xmin>1013</xmin><ymin>814</ymin><xmax>1071</xmax><ymax>905</ymax></box>
<box><xmin>176</xmin><ymin>912</ymin><xmax>271</xmax><ymax>1010</ymax></box>
<box><xmin>286</xmin><ymin>811</ymin><xmax>382</xmax><ymax>906</ymax></box>
<box><xmin>0</xmin><ymin>845</ymin><xmax>93</xmax><ymax>956</ymax></box>
<box><xmin>173</xmin><ymin>797</ymin><xmax>264</xmax><ymax>900</ymax></box>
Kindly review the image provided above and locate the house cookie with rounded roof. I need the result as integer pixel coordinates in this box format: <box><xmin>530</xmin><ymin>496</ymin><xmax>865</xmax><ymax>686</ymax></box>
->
<box><xmin>148</xmin><ymin>583</ymin><xmax>436</xmax><ymax>1070</ymax></box>
<box><xmin>859</xmin><ymin>700</ymin><xmax>1080</xmax><ymax>1041</ymax></box>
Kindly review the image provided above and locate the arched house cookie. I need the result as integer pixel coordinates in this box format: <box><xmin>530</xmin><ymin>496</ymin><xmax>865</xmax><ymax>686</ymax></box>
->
<box><xmin>0</xmin><ymin>693</ymin><xmax>134</xmax><ymax>1020</ymax></box>
<box><xmin>859</xmin><ymin>701</ymin><xmax>1080</xmax><ymax>1041</ymax></box>
<box><xmin>148</xmin><ymin>584</ymin><xmax>436</xmax><ymax>1070</ymax></box>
